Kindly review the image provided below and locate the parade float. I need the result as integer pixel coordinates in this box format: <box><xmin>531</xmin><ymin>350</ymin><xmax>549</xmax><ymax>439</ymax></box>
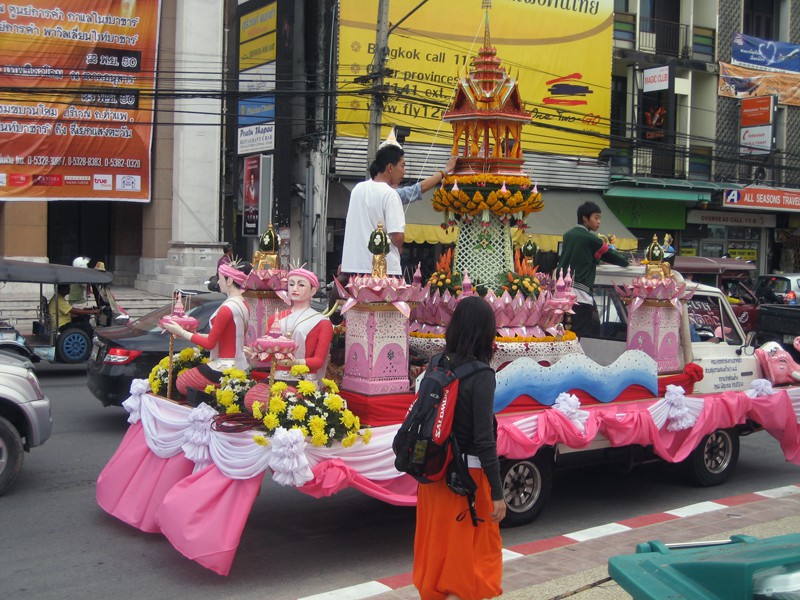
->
<box><xmin>97</xmin><ymin>7</ymin><xmax>800</xmax><ymax>577</ymax></box>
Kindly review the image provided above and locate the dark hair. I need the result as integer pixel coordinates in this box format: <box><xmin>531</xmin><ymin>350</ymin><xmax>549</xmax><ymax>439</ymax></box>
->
<box><xmin>373</xmin><ymin>145</ymin><xmax>404</xmax><ymax>174</ymax></box>
<box><xmin>222</xmin><ymin>243</ymin><xmax>233</xmax><ymax>254</ymax></box>
<box><xmin>368</xmin><ymin>161</ymin><xmax>378</xmax><ymax>179</ymax></box>
<box><xmin>577</xmin><ymin>201</ymin><xmax>601</xmax><ymax>224</ymax></box>
<box><xmin>445</xmin><ymin>296</ymin><xmax>496</xmax><ymax>365</ymax></box>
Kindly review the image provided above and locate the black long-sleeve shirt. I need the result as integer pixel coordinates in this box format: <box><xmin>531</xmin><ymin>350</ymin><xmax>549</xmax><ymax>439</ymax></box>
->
<box><xmin>435</xmin><ymin>354</ymin><xmax>503</xmax><ymax>501</ymax></box>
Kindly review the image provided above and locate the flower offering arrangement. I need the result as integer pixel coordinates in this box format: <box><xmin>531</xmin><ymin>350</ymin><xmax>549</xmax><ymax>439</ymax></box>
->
<box><xmin>250</xmin><ymin>365</ymin><xmax>371</xmax><ymax>448</ymax></box>
<box><xmin>148</xmin><ymin>346</ymin><xmax>209</xmax><ymax>396</ymax></box>
<box><xmin>204</xmin><ymin>368</ymin><xmax>256</xmax><ymax>414</ymax></box>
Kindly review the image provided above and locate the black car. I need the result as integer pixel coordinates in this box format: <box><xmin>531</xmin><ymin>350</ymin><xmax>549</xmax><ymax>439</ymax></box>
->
<box><xmin>87</xmin><ymin>293</ymin><xmax>224</xmax><ymax>406</ymax></box>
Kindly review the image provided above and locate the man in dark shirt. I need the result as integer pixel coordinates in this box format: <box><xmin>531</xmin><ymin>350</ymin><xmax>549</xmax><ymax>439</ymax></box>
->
<box><xmin>558</xmin><ymin>201</ymin><xmax>629</xmax><ymax>337</ymax></box>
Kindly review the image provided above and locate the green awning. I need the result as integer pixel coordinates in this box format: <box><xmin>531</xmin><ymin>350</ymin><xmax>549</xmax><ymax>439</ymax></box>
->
<box><xmin>604</xmin><ymin>186</ymin><xmax>711</xmax><ymax>202</ymax></box>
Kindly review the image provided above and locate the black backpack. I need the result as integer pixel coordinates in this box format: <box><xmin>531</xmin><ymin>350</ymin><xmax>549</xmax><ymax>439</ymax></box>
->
<box><xmin>392</xmin><ymin>354</ymin><xmax>489</xmax><ymax>484</ymax></box>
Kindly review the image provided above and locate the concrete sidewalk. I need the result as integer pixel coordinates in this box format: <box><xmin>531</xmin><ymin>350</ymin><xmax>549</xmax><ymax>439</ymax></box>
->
<box><xmin>301</xmin><ymin>484</ymin><xmax>800</xmax><ymax>600</ymax></box>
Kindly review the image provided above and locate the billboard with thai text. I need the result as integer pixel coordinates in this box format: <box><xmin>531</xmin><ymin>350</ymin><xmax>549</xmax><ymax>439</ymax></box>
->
<box><xmin>0</xmin><ymin>0</ymin><xmax>161</xmax><ymax>202</ymax></box>
<box><xmin>337</xmin><ymin>0</ymin><xmax>613</xmax><ymax>157</ymax></box>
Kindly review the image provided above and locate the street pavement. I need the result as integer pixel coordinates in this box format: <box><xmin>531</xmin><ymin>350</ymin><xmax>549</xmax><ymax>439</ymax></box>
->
<box><xmin>301</xmin><ymin>484</ymin><xmax>800</xmax><ymax>600</ymax></box>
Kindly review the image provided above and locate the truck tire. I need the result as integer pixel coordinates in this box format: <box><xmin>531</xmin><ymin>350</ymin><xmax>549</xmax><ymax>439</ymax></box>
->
<box><xmin>0</xmin><ymin>415</ymin><xmax>24</xmax><ymax>496</ymax></box>
<box><xmin>57</xmin><ymin>327</ymin><xmax>92</xmax><ymax>363</ymax></box>
<box><xmin>500</xmin><ymin>451</ymin><xmax>553</xmax><ymax>528</ymax></box>
<box><xmin>683</xmin><ymin>428</ymin><xmax>739</xmax><ymax>486</ymax></box>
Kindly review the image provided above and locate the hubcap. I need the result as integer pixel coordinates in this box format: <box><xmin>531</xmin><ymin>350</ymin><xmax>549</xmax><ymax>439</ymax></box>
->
<box><xmin>64</xmin><ymin>333</ymin><xmax>88</xmax><ymax>359</ymax></box>
<box><xmin>503</xmin><ymin>461</ymin><xmax>542</xmax><ymax>513</ymax></box>
<box><xmin>703</xmin><ymin>431</ymin><xmax>732</xmax><ymax>474</ymax></box>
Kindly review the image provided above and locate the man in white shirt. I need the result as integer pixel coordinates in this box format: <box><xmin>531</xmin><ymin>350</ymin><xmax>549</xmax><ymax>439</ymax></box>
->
<box><xmin>341</xmin><ymin>144</ymin><xmax>406</xmax><ymax>276</ymax></box>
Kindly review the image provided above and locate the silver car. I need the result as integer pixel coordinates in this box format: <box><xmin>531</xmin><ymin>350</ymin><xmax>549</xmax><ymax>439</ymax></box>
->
<box><xmin>0</xmin><ymin>350</ymin><xmax>51</xmax><ymax>495</ymax></box>
<box><xmin>754</xmin><ymin>273</ymin><xmax>800</xmax><ymax>304</ymax></box>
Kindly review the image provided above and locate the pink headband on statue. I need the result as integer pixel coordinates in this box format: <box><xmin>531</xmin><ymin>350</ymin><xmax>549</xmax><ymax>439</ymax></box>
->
<box><xmin>218</xmin><ymin>263</ymin><xmax>248</xmax><ymax>286</ymax></box>
<box><xmin>287</xmin><ymin>268</ymin><xmax>319</xmax><ymax>289</ymax></box>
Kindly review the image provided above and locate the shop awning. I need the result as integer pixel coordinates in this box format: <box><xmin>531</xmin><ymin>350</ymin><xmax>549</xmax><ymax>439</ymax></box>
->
<box><xmin>605</xmin><ymin>187</ymin><xmax>711</xmax><ymax>202</ymax></box>
<box><xmin>606</xmin><ymin>177</ymin><xmax>745</xmax><ymax>203</ymax></box>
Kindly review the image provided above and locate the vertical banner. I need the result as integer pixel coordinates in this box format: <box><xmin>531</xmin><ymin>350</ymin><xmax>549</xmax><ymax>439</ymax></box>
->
<box><xmin>243</xmin><ymin>155</ymin><xmax>260</xmax><ymax>236</ymax></box>
<box><xmin>0</xmin><ymin>0</ymin><xmax>161</xmax><ymax>202</ymax></box>
<box><xmin>337</xmin><ymin>0</ymin><xmax>614</xmax><ymax>157</ymax></box>
<box><xmin>258</xmin><ymin>154</ymin><xmax>273</xmax><ymax>233</ymax></box>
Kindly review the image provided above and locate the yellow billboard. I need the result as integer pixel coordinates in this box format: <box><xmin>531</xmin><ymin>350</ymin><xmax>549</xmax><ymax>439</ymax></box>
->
<box><xmin>337</xmin><ymin>0</ymin><xmax>613</xmax><ymax>157</ymax></box>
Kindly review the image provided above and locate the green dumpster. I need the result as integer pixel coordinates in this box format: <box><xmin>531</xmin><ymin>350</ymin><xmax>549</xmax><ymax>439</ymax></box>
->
<box><xmin>608</xmin><ymin>534</ymin><xmax>800</xmax><ymax>599</ymax></box>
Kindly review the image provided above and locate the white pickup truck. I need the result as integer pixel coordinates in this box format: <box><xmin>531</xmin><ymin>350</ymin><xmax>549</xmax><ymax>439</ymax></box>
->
<box><xmin>497</xmin><ymin>264</ymin><xmax>772</xmax><ymax>526</ymax></box>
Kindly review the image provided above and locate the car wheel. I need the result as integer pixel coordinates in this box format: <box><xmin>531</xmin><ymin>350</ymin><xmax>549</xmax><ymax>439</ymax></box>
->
<box><xmin>57</xmin><ymin>327</ymin><xmax>92</xmax><ymax>363</ymax></box>
<box><xmin>683</xmin><ymin>428</ymin><xmax>739</xmax><ymax>486</ymax></box>
<box><xmin>0</xmin><ymin>416</ymin><xmax>24</xmax><ymax>496</ymax></box>
<box><xmin>500</xmin><ymin>450</ymin><xmax>553</xmax><ymax>528</ymax></box>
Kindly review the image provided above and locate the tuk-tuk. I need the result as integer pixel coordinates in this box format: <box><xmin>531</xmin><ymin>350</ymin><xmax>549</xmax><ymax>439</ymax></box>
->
<box><xmin>0</xmin><ymin>259</ymin><xmax>119</xmax><ymax>363</ymax></box>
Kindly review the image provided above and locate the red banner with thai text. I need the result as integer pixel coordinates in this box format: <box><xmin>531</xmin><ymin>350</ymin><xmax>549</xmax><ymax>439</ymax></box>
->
<box><xmin>0</xmin><ymin>0</ymin><xmax>161</xmax><ymax>202</ymax></box>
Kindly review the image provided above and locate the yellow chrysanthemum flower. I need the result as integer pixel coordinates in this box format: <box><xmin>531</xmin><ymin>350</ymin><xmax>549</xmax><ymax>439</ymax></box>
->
<box><xmin>204</xmin><ymin>384</ymin><xmax>215</xmax><ymax>394</ymax></box>
<box><xmin>323</xmin><ymin>394</ymin><xmax>344</xmax><ymax>412</ymax></box>
<box><xmin>251</xmin><ymin>400</ymin><xmax>264</xmax><ymax>420</ymax></box>
<box><xmin>178</xmin><ymin>347</ymin><xmax>195</xmax><ymax>362</ymax></box>
<box><xmin>296</xmin><ymin>380</ymin><xmax>317</xmax><ymax>396</ymax></box>
<box><xmin>310</xmin><ymin>431</ymin><xmax>329</xmax><ymax>447</ymax></box>
<box><xmin>269</xmin><ymin>395</ymin><xmax>287</xmax><ymax>414</ymax></box>
<box><xmin>290</xmin><ymin>405</ymin><xmax>308</xmax><ymax>421</ymax></box>
<box><xmin>229</xmin><ymin>368</ymin><xmax>247</xmax><ymax>381</ymax></box>
<box><xmin>352</xmin><ymin>415</ymin><xmax>361</xmax><ymax>432</ymax></box>
<box><xmin>361</xmin><ymin>429</ymin><xmax>372</xmax><ymax>445</ymax></box>
<box><xmin>340</xmin><ymin>409</ymin><xmax>356</xmax><ymax>429</ymax></box>
<box><xmin>226</xmin><ymin>404</ymin><xmax>241</xmax><ymax>414</ymax></box>
<box><xmin>321</xmin><ymin>378</ymin><xmax>339</xmax><ymax>393</ymax></box>
<box><xmin>151</xmin><ymin>379</ymin><xmax>161</xmax><ymax>394</ymax></box>
<box><xmin>270</xmin><ymin>381</ymin><xmax>288</xmax><ymax>395</ymax></box>
<box><xmin>290</xmin><ymin>364</ymin><xmax>311</xmax><ymax>377</ymax></box>
<box><xmin>177</xmin><ymin>367</ymin><xmax>188</xmax><ymax>376</ymax></box>
<box><xmin>341</xmin><ymin>432</ymin><xmax>358</xmax><ymax>448</ymax></box>
<box><xmin>217</xmin><ymin>389</ymin><xmax>235</xmax><ymax>407</ymax></box>
<box><xmin>262</xmin><ymin>413</ymin><xmax>280</xmax><ymax>430</ymax></box>
<box><xmin>159</xmin><ymin>356</ymin><xmax>170</xmax><ymax>368</ymax></box>
<box><xmin>253</xmin><ymin>434</ymin><xmax>270</xmax><ymax>447</ymax></box>
<box><xmin>201</xmin><ymin>357</ymin><xmax>210</xmax><ymax>364</ymax></box>
<box><xmin>307</xmin><ymin>415</ymin><xmax>326</xmax><ymax>433</ymax></box>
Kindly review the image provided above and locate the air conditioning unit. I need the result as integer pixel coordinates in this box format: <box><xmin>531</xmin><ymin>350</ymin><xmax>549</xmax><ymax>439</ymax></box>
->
<box><xmin>752</xmin><ymin>165</ymin><xmax>772</xmax><ymax>184</ymax></box>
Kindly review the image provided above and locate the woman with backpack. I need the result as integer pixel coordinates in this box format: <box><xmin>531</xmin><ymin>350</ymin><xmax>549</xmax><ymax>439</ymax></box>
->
<box><xmin>413</xmin><ymin>295</ymin><xmax>506</xmax><ymax>600</ymax></box>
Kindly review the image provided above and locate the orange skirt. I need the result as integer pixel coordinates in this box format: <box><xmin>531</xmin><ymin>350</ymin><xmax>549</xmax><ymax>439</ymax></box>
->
<box><xmin>413</xmin><ymin>468</ymin><xmax>503</xmax><ymax>600</ymax></box>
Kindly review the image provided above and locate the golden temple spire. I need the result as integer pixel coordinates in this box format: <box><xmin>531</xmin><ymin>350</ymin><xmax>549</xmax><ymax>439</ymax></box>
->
<box><xmin>483</xmin><ymin>0</ymin><xmax>492</xmax><ymax>50</ymax></box>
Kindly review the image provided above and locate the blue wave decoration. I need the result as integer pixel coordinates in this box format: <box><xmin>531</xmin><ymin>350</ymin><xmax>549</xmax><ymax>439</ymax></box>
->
<box><xmin>493</xmin><ymin>350</ymin><xmax>658</xmax><ymax>411</ymax></box>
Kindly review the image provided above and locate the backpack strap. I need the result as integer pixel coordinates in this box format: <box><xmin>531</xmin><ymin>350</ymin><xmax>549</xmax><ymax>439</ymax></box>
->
<box><xmin>451</xmin><ymin>359</ymin><xmax>492</xmax><ymax>382</ymax></box>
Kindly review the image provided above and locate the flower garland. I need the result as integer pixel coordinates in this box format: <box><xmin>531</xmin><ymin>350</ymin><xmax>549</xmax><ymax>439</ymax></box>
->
<box><xmin>432</xmin><ymin>174</ymin><xmax>543</xmax><ymax>220</ymax></box>
<box><xmin>251</xmin><ymin>365</ymin><xmax>371</xmax><ymax>448</ymax></box>
<box><xmin>148</xmin><ymin>346</ymin><xmax>209</xmax><ymax>396</ymax></box>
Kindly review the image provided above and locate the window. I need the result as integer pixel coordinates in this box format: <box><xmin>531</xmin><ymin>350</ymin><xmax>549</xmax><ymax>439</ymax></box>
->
<box><xmin>743</xmin><ymin>0</ymin><xmax>776</xmax><ymax>39</ymax></box>
<box><xmin>610</xmin><ymin>76</ymin><xmax>629</xmax><ymax>138</ymax></box>
<box><xmin>614</xmin><ymin>0</ymin><xmax>628</xmax><ymax>12</ymax></box>
<box><xmin>686</xmin><ymin>296</ymin><xmax>743</xmax><ymax>345</ymax></box>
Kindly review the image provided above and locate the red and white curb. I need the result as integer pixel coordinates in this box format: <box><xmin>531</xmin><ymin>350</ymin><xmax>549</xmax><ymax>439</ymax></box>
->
<box><xmin>297</xmin><ymin>484</ymin><xmax>800</xmax><ymax>600</ymax></box>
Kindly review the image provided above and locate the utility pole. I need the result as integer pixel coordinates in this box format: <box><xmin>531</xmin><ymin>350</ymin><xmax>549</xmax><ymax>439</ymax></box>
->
<box><xmin>366</xmin><ymin>0</ymin><xmax>391</xmax><ymax>168</ymax></box>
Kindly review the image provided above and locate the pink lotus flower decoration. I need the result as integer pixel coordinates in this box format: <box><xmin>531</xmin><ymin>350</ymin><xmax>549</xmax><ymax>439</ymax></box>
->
<box><xmin>335</xmin><ymin>269</ymin><xmax>430</xmax><ymax>318</ymax></box>
<box><xmin>613</xmin><ymin>276</ymin><xmax>694</xmax><ymax>313</ymax></box>
<box><xmin>244</xmin><ymin>269</ymin><xmax>288</xmax><ymax>292</ymax></box>
<box><xmin>410</xmin><ymin>270</ymin><xmax>577</xmax><ymax>337</ymax></box>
